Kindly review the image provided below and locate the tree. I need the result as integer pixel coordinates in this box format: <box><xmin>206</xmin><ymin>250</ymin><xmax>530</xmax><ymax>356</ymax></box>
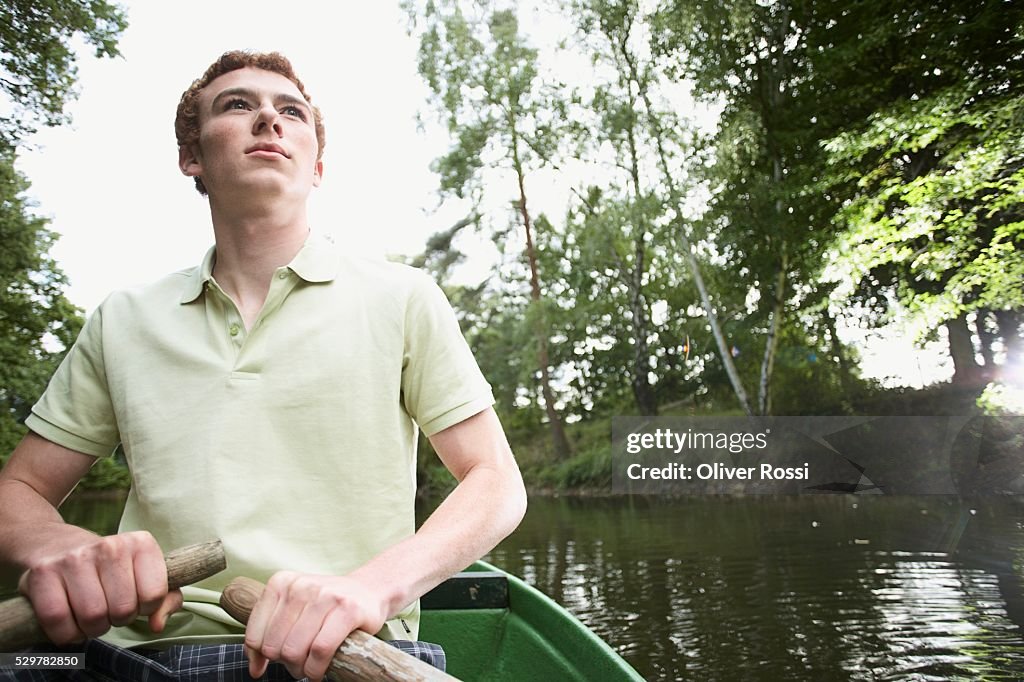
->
<box><xmin>407</xmin><ymin>1</ymin><xmax>574</xmax><ymax>458</ymax></box>
<box><xmin>571</xmin><ymin>0</ymin><xmax>753</xmax><ymax>415</ymax></box>
<box><xmin>1</xmin><ymin>0</ymin><xmax>127</xmax><ymax>151</ymax></box>
<box><xmin>549</xmin><ymin>188</ymin><xmax>711</xmax><ymax>416</ymax></box>
<box><xmin>652</xmin><ymin>0</ymin><xmax>847</xmax><ymax>415</ymax></box>
<box><xmin>0</xmin><ymin>1</ymin><xmax>127</xmax><ymax>466</ymax></box>
<box><xmin>0</xmin><ymin>154</ymin><xmax>83</xmax><ymax>455</ymax></box>
<box><xmin>557</xmin><ymin>0</ymin><xmax>677</xmax><ymax>416</ymax></box>
<box><xmin>812</xmin><ymin>0</ymin><xmax>1024</xmax><ymax>384</ymax></box>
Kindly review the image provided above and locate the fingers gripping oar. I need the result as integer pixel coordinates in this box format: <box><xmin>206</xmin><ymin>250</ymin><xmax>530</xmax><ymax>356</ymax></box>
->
<box><xmin>220</xmin><ymin>576</ymin><xmax>458</xmax><ymax>682</ymax></box>
<box><xmin>0</xmin><ymin>539</ymin><xmax>226</xmax><ymax>652</ymax></box>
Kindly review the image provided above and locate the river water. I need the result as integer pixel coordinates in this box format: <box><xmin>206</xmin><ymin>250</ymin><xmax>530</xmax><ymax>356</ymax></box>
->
<box><xmin>482</xmin><ymin>495</ymin><xmax>1024</xmax><ymax>681</ymax></box>
<box><xmin>21</xmin><ymin>494</ymin><xmax>1024</xmax><ymax>680</ymax></box>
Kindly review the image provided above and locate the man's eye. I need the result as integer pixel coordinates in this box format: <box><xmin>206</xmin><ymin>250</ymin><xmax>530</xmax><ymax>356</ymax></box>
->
<box><xmin>225</xmin><ymin>98</ymin><xmax>250</xmax><ymax>111</ymax></box>
<box><xmin>282</xmin><ymin>105</ymin><xmax>307</xmax><ymax>120</ymax></box>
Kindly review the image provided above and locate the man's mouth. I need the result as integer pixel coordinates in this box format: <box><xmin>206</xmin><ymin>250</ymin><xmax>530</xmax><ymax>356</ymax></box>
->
<box><xmin>246</xmin><ymin>143</ymin><xmax>289</xmax><ymax>158</ymax></box>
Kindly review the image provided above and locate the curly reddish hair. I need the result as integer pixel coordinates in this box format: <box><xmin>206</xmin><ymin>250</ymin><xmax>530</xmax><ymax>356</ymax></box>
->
<box><xmin>175</xmin><ymin>50</ymin><xmax>326</xmax><ymax>195</ymax></box>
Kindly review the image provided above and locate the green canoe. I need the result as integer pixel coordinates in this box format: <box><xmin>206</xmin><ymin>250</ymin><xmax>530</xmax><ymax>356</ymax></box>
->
<box><xmin>420</xmin><ymin>561</ymin><xmax>644</xmax><ymax>681</ymax></box>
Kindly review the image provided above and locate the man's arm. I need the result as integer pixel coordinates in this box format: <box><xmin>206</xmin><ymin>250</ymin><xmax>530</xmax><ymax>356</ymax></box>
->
<box><xmin>0</xmin><ymin>432</ymin><xmax>180</xmax><ymax>644</ymax></box>
<box><xmin>244</xmin><ymin>407</ymin><xmax>527</xmax><ymax>680</ymax></box>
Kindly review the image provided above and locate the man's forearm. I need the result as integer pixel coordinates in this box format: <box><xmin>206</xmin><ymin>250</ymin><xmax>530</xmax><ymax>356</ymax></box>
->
<box><xmin>346</xmin><ymin>456</ymin><xmax>527</xmax><ymax>621</ymax></box>
<box><xmin>0</xmin><ymin>459</ymin><xmax>179</xmax><ymax>645</ymax></box>
<box><xmin>0</xmin><ymin>434</ymin><xmax>101</xmax><ymax>583</ymax></box>
<box><xmin>0</xmin><ymin>479</ymin><xmax>98</xmax><ymax>583</ymax></box>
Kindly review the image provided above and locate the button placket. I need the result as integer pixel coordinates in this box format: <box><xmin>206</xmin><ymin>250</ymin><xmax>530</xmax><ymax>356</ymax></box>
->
<box><xmin>226</xmin><ymin>313</ymin><xmax>246</xmax><ymax>347</ymax></box>
<box><xmin>204</xmin><ymin>281</ymin><xmax>246</xmax><ymax>367</ymax></box>
<box><xmin>210</xmin><ymin>284</ymin><xmax>245</xmax><ymax>347</ymax></box>
<box><xmin>254</xmin><ymin>270</ymin><xmax>298</xmax><ymax>329</ymax></box>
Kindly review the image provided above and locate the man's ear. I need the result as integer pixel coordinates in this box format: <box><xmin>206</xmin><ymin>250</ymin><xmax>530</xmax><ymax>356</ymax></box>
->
<box><xmin>178</xmin><ymin>144</ymin><xmax>203</xmax><ymax>177</ymax></box>
<box><xmin>312</xmin><ymin>159</ymin><xmax>323</xmax><ymax>188</ymax></box>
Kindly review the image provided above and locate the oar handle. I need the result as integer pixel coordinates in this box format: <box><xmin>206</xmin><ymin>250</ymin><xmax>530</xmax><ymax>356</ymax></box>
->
<box><xmin>221</xmin><ymin>576</ymin><xmax>457</xmax><ymax>682</ymax></box>
<box><xmin>0</xmin><ymin>539</ymin><xmax>226</xmax><ymax>652</ymax></box>
<box><xmin>163</xmin><ymin>540</ymin><xmax>226</xmax><ymax>591</ymax></box>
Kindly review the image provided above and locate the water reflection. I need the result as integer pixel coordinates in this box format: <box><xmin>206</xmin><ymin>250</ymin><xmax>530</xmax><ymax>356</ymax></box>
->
<box><xmin>475</xmin><ymin>496</ymin><xmax>1024</xmax><ymax>681</ymax></box>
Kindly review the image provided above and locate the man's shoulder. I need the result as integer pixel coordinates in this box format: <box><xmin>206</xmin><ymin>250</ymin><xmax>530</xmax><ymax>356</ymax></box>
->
<box><xmin>337</xmin><ymin>254</ymin><xmax>440</xmax><ymax>300</ymax></box>
<box><xmin>97</xmin><ymin>266</ymin><xmax>199</xmax><ymax>314</ymax></box>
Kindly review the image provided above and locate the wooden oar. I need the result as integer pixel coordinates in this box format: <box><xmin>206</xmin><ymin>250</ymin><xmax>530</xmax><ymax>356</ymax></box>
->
<box><xmin>221</xmin><ymin>576</ymin><xmax>457</xmax><ymax>682</ymax></box>
<box><xmin>0</xmin><ymin>539</ymin><xmax>226</xmax><ymax>652</ymax></box>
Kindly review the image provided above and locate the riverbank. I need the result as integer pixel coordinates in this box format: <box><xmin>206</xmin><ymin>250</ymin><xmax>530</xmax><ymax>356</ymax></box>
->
<box><xmin>466</xmin><ymin>380</ymin><xmax>1011</xmax><ymax>497</ymax></box>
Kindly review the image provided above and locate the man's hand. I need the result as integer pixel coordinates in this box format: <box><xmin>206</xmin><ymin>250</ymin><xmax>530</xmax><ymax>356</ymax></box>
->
<box><xmin>2</xmin><ymin>434</ymin><xmax>182</xmax><ymax>644</ymax></box>
<box><xmin>17</xmin><ymin>531</ymin><xmax>182</xmax><ymax>645</ymax></box>
<box><xmin>244</xmin><ymin>571</ymin><xmax>388</xmax><ymax>681</ymax></box>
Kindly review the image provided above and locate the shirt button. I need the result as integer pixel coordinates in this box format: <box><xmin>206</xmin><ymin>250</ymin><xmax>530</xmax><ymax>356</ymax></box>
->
<box><xmin>229</xmin><ymin>324</ymin><xmax>240</xmax><ymax>336</ymax></box>
<box><xmin>278</xmin><ymin>272</ymin><xmax>288</xmax><ymax>280</ymax></box>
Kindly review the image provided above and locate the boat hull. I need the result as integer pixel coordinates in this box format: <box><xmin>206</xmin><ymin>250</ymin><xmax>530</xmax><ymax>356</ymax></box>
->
<box><xmin>420</xmin><ymin>561</ymin><xmax>644</xmax><ymax>681</ymax></box>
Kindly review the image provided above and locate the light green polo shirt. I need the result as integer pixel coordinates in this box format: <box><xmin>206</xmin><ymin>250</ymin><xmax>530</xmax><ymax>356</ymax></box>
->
<box><xmin>27</xmin><ymin>233</ymin><xmax>494</xmax><ymax>646</ymax></box>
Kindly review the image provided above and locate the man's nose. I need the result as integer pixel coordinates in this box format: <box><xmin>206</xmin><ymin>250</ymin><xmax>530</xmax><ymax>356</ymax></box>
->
<box><xmin>252</xmin><ymin>104</ymin><xmax>282</xmax><ymax>136</ymax></box>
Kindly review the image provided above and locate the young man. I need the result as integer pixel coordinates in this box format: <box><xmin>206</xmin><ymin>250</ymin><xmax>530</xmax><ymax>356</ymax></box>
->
<box><xmin>0</xmin><ymin>51</ymin><xmax>527</xmax><ymax>681</ymax></box>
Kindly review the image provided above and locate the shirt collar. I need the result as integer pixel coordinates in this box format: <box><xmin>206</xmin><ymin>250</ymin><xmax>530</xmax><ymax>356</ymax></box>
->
<box><xmin>180</xmin><ymin>232</ymin><xmax>339</xmax><ymax>304</ymax></box>
<box><xmin>288</xmin><ymin>232</ymin><xmax>341</xmax><ymax>283</ymax></box>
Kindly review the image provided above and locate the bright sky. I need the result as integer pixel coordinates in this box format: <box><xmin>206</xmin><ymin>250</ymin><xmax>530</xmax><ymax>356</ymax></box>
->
<box><xmin>15</xmin><ymin>0</ymin><xmax>953</xmax><ymax>388</ymax></box>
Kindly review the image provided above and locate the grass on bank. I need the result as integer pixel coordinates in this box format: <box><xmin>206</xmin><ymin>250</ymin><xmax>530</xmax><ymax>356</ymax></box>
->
<box><xmin>419</xmin><ymin>379</ymin><xmax>1007</xmax><ymax>496</ymax></box>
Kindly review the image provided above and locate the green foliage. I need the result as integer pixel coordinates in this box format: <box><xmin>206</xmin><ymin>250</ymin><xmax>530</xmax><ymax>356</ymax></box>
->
<box><xmin>547</xmin><ymin>188</ymin><xmax>702</xmax><ymax>416</ymax></box>
<box><xmin>0</xmin><ymin>0</ymin><xmax>125</xmax><ymax>484</ymax></box>
<box><xmin>0</xmin><ymin>0</ymin><xmax>128</xmax><ymax>150</ymax></box>
<box><xmin>75</xmin><ymin>455</ymin><xmax>131</xmax><ymax>490</ymax></box>
<box><xmin>801</xmin><ymin>0</ymin><xmax>1024</xmax><ymax>376</ymax></box>
<box><xmin>0</xmin><ymin>153</ymin><xmax>83</xmax><ymax>459</ymax></box>
<box><xmin>550</xmin><ymin>442</ymin><xmax>613</xmax><ymax>489</ymax></box>
<box><xmin>516</xmin><ymin>415</ymin><xmax>615</xmax><ymax>491</ymax></box>
<box><xmin>409</xmin><ymin>0</ymin><xmax>562</xmax><ymax>201</ymax></box>
<box><xmin>556</xmin><ymin>0</ymin><xmax>727</xmax><ymax>416</ymax></box>
<box><xmin>401</xmin><ymin>0</ymin><xmax>1024</xmax><ymax>450</ymax></box>
<box><xmin>407</xmin><ymin>0</ymin><xmax>578</xmax><ymax>456</ymax></box>
<box><xmin>653</xmin><ymin>0</ymin><xmax>1024</xmax><ymax>395</ymax></box>
<box><xmin>651</xmin><ymin>0</ymin><xmax>839</xmax><ymax>413</ymax></box>
<box><xmin>825</xmin><ymin>84</ymin><xmax>1024</xmax><ymax>331</ymax></box>
<box><xmin>762</xmin><ymin>320</ymin><xmax>873</xmax><ymax>415</ymax></box>
<box><xmin>976</xmin><ymin>383</ymin><xmax>1024</xmax><ymax>417</ymax></box>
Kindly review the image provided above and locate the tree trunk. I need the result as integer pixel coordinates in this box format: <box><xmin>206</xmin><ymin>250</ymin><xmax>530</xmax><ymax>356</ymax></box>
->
<box><xmin>995</xmin><ymin>309</ymin><xmax>1022</xmax><ymax>379</ymax></box>
<box><xmin>630</xmin><ymin>236</ymin><xmax>658</xmax><ymax>416</ymax></box>
<box><xmin>975</xmin><ymin>311</ymin><xmax>996</xmax><ymax>368</ymax></box>
<box><xmin>824</xmin><ymin>309</ymin><xmax>857</xmax><ymax>402</ymax></box>
<box><xmin>757</xmin><ymin>257</ymin><xmax>787</xmax><ymax>415</ymax></box>
<box><xmin>677</xmin><ymin>233</ymin><xmax>752</xmax><ymax>415</ymax></box>
<box><xmin>946</xmin><ymin>314</ymin><xmax>982</xmax><ymax>386</ymax></box>
<box><xmin>624</xmin><ymin>85</ymin><xmax>657</xmax><ymax>417</ymax></box>
<box><xmin>511</xmin><ymin>132</ymin><xmax>571</xmax><ymax>460</ymax></box>
<box><xmin>756</xmin><ymin>12</ymin><xmax>792</xmax><ymax>416</ymax></box>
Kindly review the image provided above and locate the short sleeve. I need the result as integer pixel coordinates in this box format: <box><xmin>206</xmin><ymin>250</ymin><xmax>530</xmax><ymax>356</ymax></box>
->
<box><xmin>401</xmin><ymin>275</ymin><xmax>494</xmax><ymax>436</ymax></box>
<box><xmin>26</xmin><ymin>304</ymin><xmax>120</xmax><ymax>457</ymax></box>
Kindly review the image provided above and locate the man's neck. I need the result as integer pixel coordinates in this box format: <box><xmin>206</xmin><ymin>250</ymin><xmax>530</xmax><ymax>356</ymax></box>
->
<box><xmin>208</xmin><ymin>198</ymin><xmax>310</xmax><ymax>329</ymax></box>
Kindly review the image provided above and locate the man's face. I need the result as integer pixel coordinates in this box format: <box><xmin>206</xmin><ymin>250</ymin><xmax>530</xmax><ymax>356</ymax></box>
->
<box><xmin>179</xmin><ymin>67</ymin><xmax>323</xmax><ymax>201</ymax></box>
